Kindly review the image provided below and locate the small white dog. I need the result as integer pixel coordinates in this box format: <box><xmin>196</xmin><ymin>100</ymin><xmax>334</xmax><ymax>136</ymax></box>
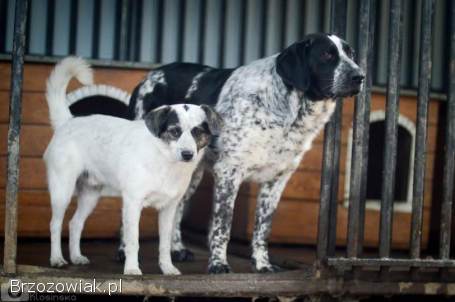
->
<box><xmin>44</xmin><ymin>57</ymin><xmax>222</xmax><ymax>275</ymax></box>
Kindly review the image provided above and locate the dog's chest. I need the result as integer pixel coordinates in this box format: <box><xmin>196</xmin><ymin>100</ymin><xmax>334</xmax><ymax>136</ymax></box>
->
<box><xmin>226</xmin><ymin>100</ymin><xmax>336</xmax><ymax>182</ymax></box>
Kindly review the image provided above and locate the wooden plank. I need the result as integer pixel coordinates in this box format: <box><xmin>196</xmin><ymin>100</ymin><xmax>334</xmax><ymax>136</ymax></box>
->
<box><xmin>0</xmin><ymin>190</ymin><xmax>158</xmax><ymax>238</ymax></box>
<box><xmin>0</xmin><ymin>62</ymin><xmax>148</xmax><ymax>92</ymax></box>
<box><xmin>0</xmin><ymin>124</ymin><xmax>52</xmax><ymax>156</ymax></box>
<box><xmin>0</xmin><ymin>91</ymin><xmax>50</xmax><ymax>124</ymax></box>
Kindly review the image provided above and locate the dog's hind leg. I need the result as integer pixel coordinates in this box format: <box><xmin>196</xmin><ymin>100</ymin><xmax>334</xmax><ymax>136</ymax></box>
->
<box><xmin>251</xmin><ymin>172</ymin><xmax>292</xmax><ymax>273</ymax></box>
<box><xmin>171</xmin><ymin>166</ymin><xmax>205</xmax><ymax>262</ymax></box>
<box><xmin>48</xmin><ymin>168</ymin><xmax>78</xmax><ymax>268</ymax></box>
<box><xmin>69</xmin><ymin>186</ymin><xmax>100</xmax><ymax>265</ymax></box>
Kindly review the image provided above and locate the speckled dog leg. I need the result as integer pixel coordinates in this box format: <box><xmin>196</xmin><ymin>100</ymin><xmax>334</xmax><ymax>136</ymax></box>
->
<box><xmin>171</xmin><ymin>167</ymin><xmax>205</xmax><ymax>262</ymax></box>
<box><xmin>207</xmin><ymin>169</ymin><xmax>243</xmax><ymax>274</ymax></box>
<box><xmin>251</xmin><ymin>172</ymin><xmax>293</xmax><ymax>273</ymax></box>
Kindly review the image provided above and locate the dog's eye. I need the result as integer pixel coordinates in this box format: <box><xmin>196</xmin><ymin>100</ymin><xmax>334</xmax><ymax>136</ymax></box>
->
<box><xmin>168</xmin><ymin>127</ymin><xmax>182</xmax><ymax>138</ymax></box>
<box><xmin>191</xmin><ymin>127</ymin><xmax>206</xmax><ymax>138</ymax></box>
<box><xmin>321</xmin><ymin>51</ymin><xmax>334</xmax><ymax>61</ymax></box>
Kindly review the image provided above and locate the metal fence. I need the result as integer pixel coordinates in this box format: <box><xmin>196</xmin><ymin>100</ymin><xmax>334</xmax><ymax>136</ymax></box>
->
<box><xmin>0</xmin><ymin>0</ymin><xmax>452</xmax><ymax>94</ymax></box>
<box><xmin>318</xmin><ymin>0</ymin><xmax>455</xmax><ymax>278</ymax></box>
<box><xmin>3</xmin><ymin>0</ymin><xmax>455</xmax><ymax>297</ymax></box>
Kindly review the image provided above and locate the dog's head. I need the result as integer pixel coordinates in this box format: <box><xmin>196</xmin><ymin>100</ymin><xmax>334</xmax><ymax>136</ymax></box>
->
<box><xmin>276</xmin><ymin>33</ymin><xmax>364</xmax><ymax>100</ymax></box>
<box><xmin>144</xmin><ymin>104</ymin><xmax>222</xmax><ymax>162</ymax></box>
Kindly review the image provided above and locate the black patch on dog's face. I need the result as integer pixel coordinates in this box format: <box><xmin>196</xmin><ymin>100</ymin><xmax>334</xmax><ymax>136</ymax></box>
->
<box><xmin>276</xmin><ymin>33</ymin><xmax>362</xmax><ymax>100</ymax></box>
<box><xmin>191</xmin><ymin>121</ymin><xmax>211</xmax><ymax>151</ymax></box>
<box><xmin>144</xmin><ymin>106</ymin><xmax>181</xmax><ymax>141</ymax></box>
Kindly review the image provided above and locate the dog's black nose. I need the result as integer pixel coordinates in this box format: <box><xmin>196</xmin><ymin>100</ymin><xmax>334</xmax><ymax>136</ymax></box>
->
<box><xmin>181</xmin><ymin>150</ymin><xmax>194</xmax><ymax>161</ymax></box>
<box><xmin>351</xmin><ymin>73</ymin><xmax>365</xmax><ymax>84</ymax></box>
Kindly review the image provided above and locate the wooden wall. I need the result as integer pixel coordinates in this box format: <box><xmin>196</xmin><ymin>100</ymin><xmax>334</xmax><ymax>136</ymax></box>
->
<box><xmin>0</xmin><ymin>61</ymin><xmax>441</xmax><ymax>250</ymax></box>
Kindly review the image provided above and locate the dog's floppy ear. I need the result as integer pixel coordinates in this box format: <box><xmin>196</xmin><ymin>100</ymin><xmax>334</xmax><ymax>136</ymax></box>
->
<box><xmin>276</xmin><ymin>39</ymin><xmax>311</xmax><ymax>92</ymax></box>
<box><xmin>201</xmin><ymin>105</ymin><xmax>223</xmax><ymax>136</ymax></box>
<box><xmin>144</xmin><ymin>105</ymin><xmax>171</xmax><ymax>137</ymax></box>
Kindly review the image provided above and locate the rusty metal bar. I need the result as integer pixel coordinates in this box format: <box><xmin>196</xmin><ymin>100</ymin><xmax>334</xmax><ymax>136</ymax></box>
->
<box><xmin>410</xmin><ymin>0</ymin><xmax>434</xmax><ymax>260</ymax></box>
<box><xmin>379</xmin><ymin>0</ymin><xmax>404</xmax><ymax>259</ymax></box>
<box><xmin>440</xmin><ymin>0</ymin><xmax>455</xmax><ymax>261</ymax></box>
<box><xmin>3</xmin><ymin>0</ymin><xmax>28</xmax><ymax>275</ymax></box>
<box><xmin>346</xmin><ymin>0</ymin><xmax>375</xmax><ymax>258</ymax></box>
<box><xmin>328</xmin><ymin>257</ymin><xmax>455</xmax><ymax>269</ymax></box>
<box><xmin>316</xmin><ymin>0</ymin><xmax>347</xmax><ymax>261</ymax></box>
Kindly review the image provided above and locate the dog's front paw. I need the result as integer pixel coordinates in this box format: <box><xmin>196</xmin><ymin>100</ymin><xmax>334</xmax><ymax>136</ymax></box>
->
<box><xmin>161</xmin><ymin>265</ymin><xmax>181</xmax><ymax>275</ymax></box>
<box><xmin>124</xmin><ymin>267</ymin><xmax>142</xmax><ymax>275</ymax></box>
<box><xmin>171</xmin><ymin>249</ymin><xmax>194</xmax><ymax>262</ymax></box>
<box><xmin>71</xmin><ymin>255</ymin><xmax>90</xmax><ymax>265</ymax></box>
<box><xmin>50</xmin><ymin>256</ymin><xmax>68</xmax><ymax>268</ymax></box>
<box><xmin>208</xmin><ymin>263</ymin><xmax>232</xmax><ymax>274</ymax></box>
<box><xmin>254</xmin><ymin>264</ymin><xmax>284</xmax><ymax>273</ymax></box>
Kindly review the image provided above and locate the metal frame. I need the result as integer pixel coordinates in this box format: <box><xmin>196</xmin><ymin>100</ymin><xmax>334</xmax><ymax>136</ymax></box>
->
<box><xmin>2</xmin><ymin>0</ymin><xmax>455</xmax><ymax>298</ymax></box>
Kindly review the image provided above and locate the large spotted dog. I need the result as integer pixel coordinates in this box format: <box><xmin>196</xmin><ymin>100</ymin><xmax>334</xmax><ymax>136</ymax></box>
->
<box><xmin>118</xmin><ymin>33</ymin><xmax>364</xmax><ymax>273</ymax></box>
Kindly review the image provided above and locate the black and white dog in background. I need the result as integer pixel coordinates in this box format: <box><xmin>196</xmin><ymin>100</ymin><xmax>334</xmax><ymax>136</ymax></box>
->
<box><xmin>78</xmin><ymin>33</ymin><xmax>363</xmax><ymax>273</ymax></box>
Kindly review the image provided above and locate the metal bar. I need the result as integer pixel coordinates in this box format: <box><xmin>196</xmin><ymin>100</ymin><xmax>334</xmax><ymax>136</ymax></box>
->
<box><xmin>410</xmin><ymin>0</ymin><xmax>434</xmax><ymax>260</ymax></box>
<box><xmin>91</xmin><ymin>0</ymin><xmax>101</xmax><ymax>59</ymax></box>
<box><xmin>279</xmin><ymin>0</ymin><xmax>288</xmax><ymax>50</ymax></box>
<box><xmin>316</xmin><ymin>0</ymin><xmax>347</xmax><ymax>260</ymax></box>
<box><xmin>237</xmin><ymin>0</ymin><xmax>247</xmax><ymax>65</ymax></box>
<box><xmin>217</xmin><ymin>0</ymin><xmax>226</xmax><ymax>68</ymax></box>
<box><xmin>197</xmin><ymin>0</ymin><xmax>206</xmax><ymax>63</ymax></box>
<box><xmin>176</xmin><ymin>0</ymin><xmax>185</xmax><ymax>62</ymax></box>
<box><xmin>440</xmin><ymin>0</ymin><xmax>455</xmax><ymax>260</ymax></box>
<box><xmin>116</xmin><ymin>0</ymin><xmax>129</xmax><ymax>61</ymax></box>
<box><xmin>45</xmin><ymin>0</ymin><xmax>55</xmax><ymax>56</ymax></box>
<box><xmin>357</xmin><ymin>0</ymin><xmax>377</xmax><ymax>254</ymax></box>
<box><xmin>298</xmin><ymin>0</ymin><xmax>305</xmax><ymax>39</ymax></box>
<box><xmin>346</xmin><ymin>0</ymin><xmax>374</xmax><ymax>259</ymax></box>
<box><xmin>24</xmin><ymin>0</ymin><xmax>30</xmax><ymax>53</ymax></box>
<box><xmin>3</xmin><ymin>0</ymin><xmax>28</xmax><ymax>275</ymax></box>
<box><xmin>258</xmin><ymin>0</ymin><xmax>268</xmax><ymax>58</ymax></box>
<box><xmin>133</xmin><ymin>0</ymin><xmax>143</xmax><ymax>62</ymax></box>
<box><xmin>0</xmin><ymin>0</ymin><xmax>8</xmax><ymax>52</ymax></box>
<box><xmin>328</xmin><ymin>257</ymin><xmax>455</xmax><ymax>269</ymax></box>
<box><xmin>379</xmin><ymin>0</ymin><xmax>404</xmax><ymax>259</ymax></box>
<box><xmin>68</xmin><ymin>0</ymin><xmax>78</xmax><ymax>54</ymax></box>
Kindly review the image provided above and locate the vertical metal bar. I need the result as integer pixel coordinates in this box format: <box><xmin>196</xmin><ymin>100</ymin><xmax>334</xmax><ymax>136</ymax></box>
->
<box><xmin>116</xmin><ymin>0</ymin><xmax>129</xmax><ymax>61</ymax></box>
<box><xmin>24</xmin><ymin>0</ymin><xmax>30</xmax><ymax>53</ymax></box>
<box><xmin>0</xmin><ymin>0</ymin><xmax>8</xmax><ymax>53</ymax></box>
<box><xmin>155</xmin><ymin>0</ymin><xmax>164</xmax><ymax>63</ymax></box>
<box><xmin>217</xmin><ymin>0</ymin><xmax>226</xmax><ymax>68</ymax></box>
<box><xmin>68</xmin><ymin>0</ymin><xmax>78</xmax><ymax>54</ymax></box>
<box><xmin>298</xmin><ymin>0</ymin><xmax>305</xmax><ymax>40</ymax></box>
<box><xmin>258</xmin><ymin>0</ymin><xmax>268</xmax><ymax>58</ymax></box>
<box><xmin>3</xmin><ymin>0</ymin><xmax>28</xmax><ymax>275</ymax></box>
<box><xmin>410</xmin><ymin>0</ymin><xmax>434</xmax><ymax>260</ymax></box>
<box><xmin>133</xmin><ymin>0</ymin><xmax>143</xmax><ymax>62</ymax></box>
<box><xmin>197</xmin><ymin>0</ymin><xmax>206</xmax><ymax>63</ymax></box>
<box><xmin>317</xmin><ymin>0</ymin><xmax>347</xmax><ymax>260</ymax></box>
<box><xmin>279</xmin><ymin>0</ymin><xmax>288</xmax><ymax>50</ymax></box>
<box><xmin>45</xmin><ymin>0</ymin><xmax>55</xmax><ymax>56</ymax></box>
<box><xmin>91</xmin><ymin>0</ymin><xmax>101</xmax><ymax>59</ymax></box>
<box><xmin>347</xmin><ymin>0</ymin><xmax>374</xmax><ymax>258</ymax></box>
<box><xmin>379</xmin><ymin>0</ymin><xmax>404</xmax><ymax>259</ymax></box>
<box><xmin>177</xmin><ymin>0</ymin><xmax>186</xmax><ymax>62</ymax></box>
<box><xmin>440</xmin><ymin>0</ymin><xmax>455</xmax><ymax>260</ymax></box>
<box><xmin>237</xmin><ymin>0</ymin><xmax>247</xmax><ymax>65</ymax></box>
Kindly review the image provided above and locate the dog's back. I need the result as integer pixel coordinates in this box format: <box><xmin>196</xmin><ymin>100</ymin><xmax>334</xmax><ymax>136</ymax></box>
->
<box><xmin>127</xmin><ymin>63</ymin><xmax>235</xmax><ymax>119</ymax></box>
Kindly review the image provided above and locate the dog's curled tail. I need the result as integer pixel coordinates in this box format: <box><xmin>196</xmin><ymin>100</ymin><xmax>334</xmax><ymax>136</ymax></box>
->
<box><xmin>46</xmin><ymin>57</ymin><xmax>93</xmax><ymax>129</ymax></box>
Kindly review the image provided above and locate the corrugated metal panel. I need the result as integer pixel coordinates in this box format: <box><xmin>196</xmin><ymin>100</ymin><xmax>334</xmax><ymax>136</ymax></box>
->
<box><xmin>0</xmin><ymin>0</ymin><xmax>450</xmax><ymax>93</ymax></box>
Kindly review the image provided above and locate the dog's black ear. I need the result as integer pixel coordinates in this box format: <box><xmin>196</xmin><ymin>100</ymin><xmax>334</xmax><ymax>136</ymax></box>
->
<box><xmin>144</xmin><ymin>105</ymin><xmax>171</xmax><ymax>137</ymax></box>
<box><xmin>201</xmin><ymin>105</ymin><xmax>223</xmax><ymax>136</ymax></box>
<box><xmin>276</xmin><ymin>39</ymin><xmax>311</xmax><ymax>92</ymax></box>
